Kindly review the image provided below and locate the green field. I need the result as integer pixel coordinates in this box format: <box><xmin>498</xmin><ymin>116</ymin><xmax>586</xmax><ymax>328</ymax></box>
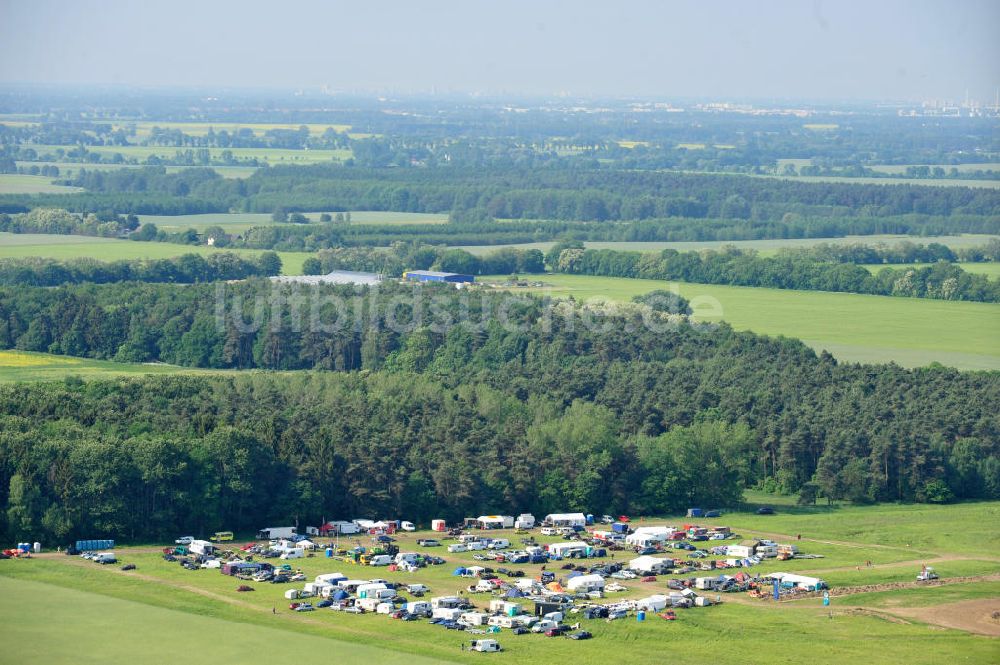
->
<box><xmin>861</xmin><ymin>262</ymin><xmax>1000</xmax><ymax>279</ymax></box>
<box><xmin>15</xmin><ymin>160</ymin><xmax>259</xmax><ymax>179</ymax></box>
<box><xmin>869</xmin><ymin>163</ymin><xmax>1000</xmax><ymax>175</ymax></box>
<box><xmin>0</xmin><ymin>577</ymin><xmax>444</xmax><ymax>665</ymax></box>
<box><xmin>481</xmin><ymin>273</ymin><xmax>1000</xmax><ymax>370</ymax></box>
<box><xmin>763</xmin><ymin>173</ymin><xmax>1000</xmax><ymax>189</ymax></box>
<box><xmin>0</xmin><ymin>233</ymin><xmax>311</xmax><ymax>275</ymax></box>
<box><xmin>23</xmin><ymin>144</ymin><xmax>352</xmax><ymax>165</ymax></box>
<box><xmin>0</xmin><ymin>173</ymin><xmax>83</xmax><ymax>194</ymax></box>
<box><xmin>141</xmin><ymin>211</ymin><xmax>449</xmax><ymax>233</ymax></box>
<box><xmin>1</xmin><ymin>501</ymin><xmax>997</xmax><ymax>664</ymax></box>
<box><xmin>0</xmin><ymin>350</ymin><xmax>205</xmax><ymax>382</ymax></box>
<box><xmin>456</xmin><ymin>234</ymin><xmax>1000</xmax><ymax>257</ymax></box>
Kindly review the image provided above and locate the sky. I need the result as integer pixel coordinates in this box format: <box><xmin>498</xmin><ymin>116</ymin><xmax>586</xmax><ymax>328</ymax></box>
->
<box><xmin>1</xmin><ymin>0</ymin><xmax>998</xmax><ymax>102</ymax></box>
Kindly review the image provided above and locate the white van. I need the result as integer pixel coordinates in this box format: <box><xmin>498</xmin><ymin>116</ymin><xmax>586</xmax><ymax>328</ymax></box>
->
<box><xmin>470</xmin><ymin>639</ymin><xmax>501</xmax><ymax>653</ymax></box>
<box><xmin>540</xmin><ymin>527</ymin><xmax>558</xmax><ymax>536</ymax></box>
<box><xmin>465</xmin><ymin>540</ymin><xmax>487</xmax><ymax>551</ymax></box>
<box><xmin>488</xmin><ymin>539</ymin><xmax>510</xmax><ymax>550</ymax></box>
<box><xmin>530</xmin><ymin>619</ymin><xmax>558</xmax><ymax>633</ymax></box>
<box><xmin>279</xmin><ymin>548</ymin><xmax>304</xmax><ymax>560</ymax></box>
<box><xmin>447</xmin><ymin>543</ymin><xmax>467</xmax><ymax>553</ymax></box>
<box><xmin>368</xmin><ymin>555</ymin><xmax>392</xmax><ymax>566</ymax></box>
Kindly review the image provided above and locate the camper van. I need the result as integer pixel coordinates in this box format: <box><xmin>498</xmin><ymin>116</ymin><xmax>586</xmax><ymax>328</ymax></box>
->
<box><xmin>368</xmin><ymin>555</ymin><xmax>392</xmax><ymax>566</ymax></box>
<box><xmin>488</xmin><ymin>538</ymin><xmax>510</xmax><ymax>550</ymax></box>
<box><xmin>514</xmin><ymin>514</ymin><xmax>535</xmax><ymax>529</ymax></box>
<box><xmin>279</xmin><ymin>548</ymin><xmax>304</xmax><ymax>560</ymax></box>
<box><xmin>447</xmin><ymin>543</ymin><xmax>467</xmax><ymax>553</ymax></box>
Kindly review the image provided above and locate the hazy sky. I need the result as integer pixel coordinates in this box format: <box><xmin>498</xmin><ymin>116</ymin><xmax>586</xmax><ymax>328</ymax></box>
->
<box><xmin>1</xmin><ymin>0</ymin><xmax>998</xmax><ymax>101</ymax></box>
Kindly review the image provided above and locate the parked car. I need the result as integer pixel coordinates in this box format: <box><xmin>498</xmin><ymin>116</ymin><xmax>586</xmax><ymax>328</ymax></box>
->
<box><xmin>175</xmin><ymin>536</ymin><xmax>194</xmax><ymax>545</ymax></box>
<box><xmin>611</xmin><ymin>570</ymin><xmax>636</xmax><ymax>580</ymax></box>
<box><xmin>607</xmin><ymin>609</ymin><xmax>628</xmax><ymax>620</ymax></box>
<box><xmin>545</xmin><ymin>626</ymin><xmax>571</xmax><ymax>637</ymax></box>
<box><xmin>917</xmin><ymin>567</ymin><xmax>939</xmax><ymax>581</ymax></box>
<box><xmin>756</xmin><ymin>507</ymin><xmax>775</xmax><ymax>515</ymax></box>
<box><xmin>659</xmin><ymin>610</ymin><xmax>677</xmax><ymax>621</ymax></box>
<box><xmin>704</xmin><ymin>510</ymin><xmax>722</xmax><ymax>518</ymax></box>
<box><xmin>417</xmin><ymin>539</ymin><xmax>441</xmax><ymax>547</ymax></box>
<box><xmin>568</xmin><ymin>630</ymin><xmax>593</xmax><ymax>640</ymax></box>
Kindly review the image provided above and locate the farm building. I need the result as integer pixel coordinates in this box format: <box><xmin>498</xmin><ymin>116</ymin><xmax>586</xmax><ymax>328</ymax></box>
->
<box><xmin>543</xmin><ymin>512</ymin><xmax>587</xmax><ymax>527</ymax></box>
<box><xmin>270</xmin><ymin>270</ymin><xmax>383</xmax><ymax>286</ymax></box>
<box><xmin>403</xmin><ymin>270</ymin><xmax>474</xmax><ymax>284</ymax></box>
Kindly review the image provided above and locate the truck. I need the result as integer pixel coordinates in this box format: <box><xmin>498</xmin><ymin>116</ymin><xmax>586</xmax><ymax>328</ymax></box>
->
<box><xmin>257</xmin><ymin>526</ymin><xmax>296</xmax><ymax>540</ymax></box>
<box><xmin>211</xmin><ymin>531</ymin><xmax>234</xmax><ymax>542</ymax></box>
<box><xmin>188</xmin><ymin>540</ymin><xmax>216</xmax><ymax>556</ymax></box>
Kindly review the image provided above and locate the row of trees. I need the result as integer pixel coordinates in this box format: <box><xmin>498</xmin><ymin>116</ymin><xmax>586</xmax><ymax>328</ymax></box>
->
<box><xmin>0</xmin><ymin>280</ymin><xmax>996</xmax><ymax>543</ymax></box>
<box><xmin>0</xmin><ymin>252</ymin><xmax>281</xmax><ymax>287</ymax></box>
<box><xmin>553</xmin><ymin>246</ymin><xmax>1000</xmax><ymax>302</ymax></box>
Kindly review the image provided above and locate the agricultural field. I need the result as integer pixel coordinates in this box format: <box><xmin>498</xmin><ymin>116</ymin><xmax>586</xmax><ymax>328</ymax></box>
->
<box><xmin>763</xmin><ymin>173</ymin><xmax>1000</xmax><ymax>189</ymax></box>
<box><xmin>0</xmin><ymin>173</ymin><xmax>83</xmax><ymax>194</ymax></box>
<box><xmin>869</xmin><ymin>163</ymin><xmax>1000</xmax><ymax>175</ymax></box>
<box><xmin>15</xmin><ymin>160</ymin><xmax>259</xmax><ymax>179</ymax></box>
<box><xmin>141</xmin><ymin>211</ymin><xmax>449</xmax><ymax>233</ymax></box>
<box><xmin>0</xmin><ymin>233</ymin><xmax>311</xmax><ymax>275</ymax></box>
<box><xmin>0</xmin><ymin>350</ymin><xmax>202</xmax><ymax>382</ymax></box>
<box><xmin>1</xmin><ymin>501</ymin><xmax>997</xmax><ymax>664</ymax></box>
<box><xmin>456</xmin><ymin>234</ymin><xmax>1000</xmax><ymax>257</ymax></box>
<box><xmin>480</xmin><ymin>273</ymin><xmax>1000</xmax><ymax>370</ymax></box>
<box><xmin>23</xmin><ymin>144</ymin><xmax>352</xmax><ymax>165</ymax></box>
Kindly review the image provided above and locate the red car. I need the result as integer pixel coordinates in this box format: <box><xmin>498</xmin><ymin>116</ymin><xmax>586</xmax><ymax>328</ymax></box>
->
<box><xmin>659</xmin><ymin>610</ymin><xmax>677</xmax><ymax>621</ymax></box>
<box><xmin>641</xmin><ymin>575</ymin><xmax>657</xmax><ymax>583</ymax></box>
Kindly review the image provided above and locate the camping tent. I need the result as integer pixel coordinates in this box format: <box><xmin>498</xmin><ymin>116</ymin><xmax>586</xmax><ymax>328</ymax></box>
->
<box><xmin>543</xmin><ymin>513</ymin><xmax>587</xmax><ymax>527</ymax></box>
<box><xmin>566</xmin><ymin>574</ymin><xmax>606</xmax><ymax>591</ymax></box>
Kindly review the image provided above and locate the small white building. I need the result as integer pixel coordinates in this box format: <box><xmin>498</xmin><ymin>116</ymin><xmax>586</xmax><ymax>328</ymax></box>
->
<box><xmin>625</xmin><ymin>526</ymin><xmax>675</xmax><ymax>548</ymax></box>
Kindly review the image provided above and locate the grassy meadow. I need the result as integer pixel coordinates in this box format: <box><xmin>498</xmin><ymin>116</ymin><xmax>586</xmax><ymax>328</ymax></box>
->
<box><xmin>456</xmin><ymin>234</ymin><xmax>1000</xmax><ymax>257</ymax></box>
<box><xmin>0</xmin><ymin>233</ymin><xmax>311</xmax><ymax>275</ymax></box>
<box><xmin>0</xmin><ymin>173</ymin><xmax>83</xmax><ymax>194</ymax></box>
<box><xmin>1</xmin><ymin>501</ymin><xmax>997</xmax><ymax>664</ymax></box>
<box><xmin>23</xmin><ymin>144</ymin><xmax>351</xmax><ymax>165</ymax></box>
<box><xmin>141</xmin><ymin>211</ymin><xmax>449</xmax><ymax>233</ymax></box>
<box><xmin>15</xmin><ymin>160</ymin><xmax>259</xmax><ymax>179</ymax></box>
<box><xmin>0</xmin><ymin>350</ymin><xmax>202</xmax><ymax>383</ymax></box>
<box><xmin>481</xmin><ymin>273</ymin><xmax>1000</xmax><ymax>370</ymax></box>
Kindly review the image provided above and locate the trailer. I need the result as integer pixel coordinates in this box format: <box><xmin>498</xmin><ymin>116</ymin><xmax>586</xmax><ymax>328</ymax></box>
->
<box><xmin>258</xmin><ymin>526</ymin><xmax>297</xmax><ymax>540</ymax></box>
<box><xmin>75</xmin><ymin>539</ymin><xmax>114</xmax><ymax>551</ymax></box>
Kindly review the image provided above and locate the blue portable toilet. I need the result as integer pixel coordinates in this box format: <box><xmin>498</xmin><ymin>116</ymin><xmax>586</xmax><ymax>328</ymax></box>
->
<box><xmin>325</xmin><ymin>547</ymin><xmax>333</xmax><ymax>558</ymax></box>
<box><xmin>636</xmin><ymin>610</ymin><xmax>646</xmax><ymax>622</ymax></box>
<box><xmin>585</xmin><ymin>514</ymin><xmax>594</xmax><ymax>525</ymax></box>
<box><xmin>453</xmin><ymin>567</ymin><xmax>467</xmax><ymax>576</ymax></box>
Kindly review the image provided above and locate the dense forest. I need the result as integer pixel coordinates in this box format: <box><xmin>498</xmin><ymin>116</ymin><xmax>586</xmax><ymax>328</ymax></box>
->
<box><xmin>0</xmin><ymin>280</ymin><xmax>996</xmax><ymax>544</ymax></box>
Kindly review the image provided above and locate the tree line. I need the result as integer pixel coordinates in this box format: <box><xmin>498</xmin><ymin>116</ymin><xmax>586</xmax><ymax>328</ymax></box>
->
<box><xmin>0</xmin><ymin>252</ymin><xmax>281</xmax><ymax>287</ymax></box>
<box><xmin>551</xmin><ymin>245</ymin><xmax>1000</xmax><ymax>302</ymax></box>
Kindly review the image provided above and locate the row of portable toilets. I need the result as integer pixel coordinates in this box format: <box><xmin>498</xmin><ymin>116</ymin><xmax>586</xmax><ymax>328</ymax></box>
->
<box><xmin>15</xmin><ymin>542</ymin><xmax>41</xmax><ymax>553</ymax></box>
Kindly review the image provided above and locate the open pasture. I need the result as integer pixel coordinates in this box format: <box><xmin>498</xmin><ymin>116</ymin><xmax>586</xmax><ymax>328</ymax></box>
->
<box><xmin>457</xmin><ymin>234</ymin><xmax>1000</xmax><ymax>257</ymax></box>
<box><xmin>0</xmin><ymin>233</ymin><xmax>311</xmax><ymax>275</ymax></box>
<box><xmin>0</xmin><ymin>173</ymin><xmax>83</xmax><ymax>194</ymax></box>
<box><xmin>481</xmin><ymin>272</ymin><xmax>1000</xmax><ymax>370</ymax></box>
<box><xmin>23</xmin><ymin>144</ymin><xmax>351</xmax><ymax>165</ymax></box>
<box><xmin>1</xmin><ymin>500</ymin><xmax>998</xmax><ymax>664</ymax></box>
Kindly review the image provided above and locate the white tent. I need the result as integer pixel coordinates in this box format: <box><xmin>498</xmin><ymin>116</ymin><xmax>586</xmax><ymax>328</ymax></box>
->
<box><xmin>477</xmin><ymin>515</ymin><xmax>513</xmax><ymax>528</ymax></box>
<box><xmin>566</xmin><ymin>574</ymin><xmax>606</xmax><ymax>591</ymax></box>
<box><xmin>628</xmin><ymin>555</ymin><xmax>672</xmax><ymax>574</ymax></box>
<box><xmin>626</xmin><ymin>526</ymin><xmax>673</xmax><ymax>547</ymax></box>
<box><xmin>544</xmin><ymin>513</ymin><xmax>587</xmax><ymax>527</ymax></box>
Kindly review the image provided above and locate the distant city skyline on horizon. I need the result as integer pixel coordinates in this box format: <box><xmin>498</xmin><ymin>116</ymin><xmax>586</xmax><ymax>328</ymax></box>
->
<box><xmin>1</xmin><ymin>0</ymin><xmax>997</xmax><ymax>103</ymax></box>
